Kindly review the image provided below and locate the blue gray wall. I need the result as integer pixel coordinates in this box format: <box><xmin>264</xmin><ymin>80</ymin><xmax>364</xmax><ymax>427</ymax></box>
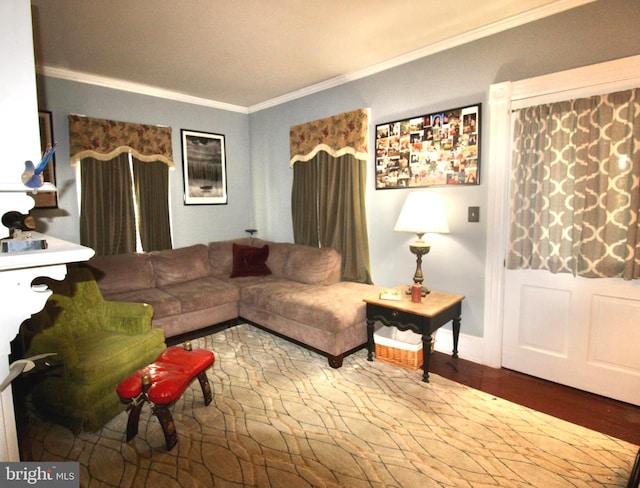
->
<box><xmin>36</xmin><ymin>0</ymin><xmax>640</xmax><ymax>339</ymax></box>
<box><xmin>248</xmin><ymin>0</ymin><xmax>640</xmax><ymax>338</ymax></box>
<box><xmin>34</xmin><ymin>77</ymin><xmax>252</xmax><ymax>248</ymax></box>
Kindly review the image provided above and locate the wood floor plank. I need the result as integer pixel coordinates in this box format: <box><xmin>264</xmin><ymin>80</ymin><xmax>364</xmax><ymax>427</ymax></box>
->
<box><xmin>429</xmin><ymin>351</ymin><xmax>640</xmax><ymax>446</ymax></box>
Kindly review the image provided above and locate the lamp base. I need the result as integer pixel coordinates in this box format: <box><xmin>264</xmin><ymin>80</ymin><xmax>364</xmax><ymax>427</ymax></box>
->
<box><xmin>407</xmin><ymin>236</ymin><xmax>431</xmax><ymax>297</ymax></box>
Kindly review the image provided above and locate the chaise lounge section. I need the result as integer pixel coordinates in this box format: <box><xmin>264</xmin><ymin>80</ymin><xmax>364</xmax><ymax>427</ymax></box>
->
<box><xmin>85</xmin><ymin>238</ymin><xmax>381</xmax><ymax>367</ymax></box>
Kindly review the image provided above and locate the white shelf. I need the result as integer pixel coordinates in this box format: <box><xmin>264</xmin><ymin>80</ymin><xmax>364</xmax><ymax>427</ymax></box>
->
<box><xmin>0</xmin><ymin>232</ymin><xmax>94</xmax><ymax>271</ymax></box>
<box><xmin>0</xmin><ymin>182</ymin><xmax>56</xmax><ymax>193</ymax></box>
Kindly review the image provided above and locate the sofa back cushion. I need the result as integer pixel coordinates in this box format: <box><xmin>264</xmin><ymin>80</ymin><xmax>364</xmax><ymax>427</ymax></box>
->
<box><xmin>151</xmin><ymin>244</ymin><xmax>212</xmax><ymax>287</ymax></box>
<box><xmin>282</xmin><ymin>245</ymin><xmax>341</xmax><ymax>285</ymax></box>
<box><xmin>86</xmin><ymin>252</ymin><xmax>155</xmax><ymax>294</ymax></box>
<box><xmin>264</xmin><ymin>241</ymin><xmax>293</xmax><ymax>276</ymax></box>
<box><xmin>230</xmin><ymin>243</ymin><xmax>272</xmax><ymax>277</ymax></box>
<box><xmin>208</xmin><ymin>239</ymin><xmax>244</xmax><ymax>278</ymax></box>
<box><xmin>209</xmin><ymin>238</ymin><xmax>293</xmax><ymax>278</ymax></box>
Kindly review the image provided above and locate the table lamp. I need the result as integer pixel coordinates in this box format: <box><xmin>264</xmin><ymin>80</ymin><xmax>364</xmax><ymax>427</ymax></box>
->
<box><xmin>394</xmin><ymin>191</ymin><xmax>449</xmax><ymax>296</ymax></box>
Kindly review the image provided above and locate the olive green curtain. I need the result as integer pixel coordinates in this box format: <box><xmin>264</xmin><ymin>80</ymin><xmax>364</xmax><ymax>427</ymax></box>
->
<box><xmin>318</xmin><ymin>152</ymin><xmax>372</xmax><ymax>283</ymax></box>
<box><xmin>507</xmin><ymin>88</ymin><xmax>640</xmax><ymax>280</ymax></box>
<box><xmin>132</xmin><ymin>158</ymin><xmax>172</xmax><ymax>252</ymax></box>
<box><xmin>80</xmin><ymin>154</ymin><xmax>136</xmax><ymax>256</ymax></box>
<box><xmin>290</xmin><ymin>109</ymin><xmax>372</xmax><ymax>283</ymax></box>
<box><xmin>291</xmin><ymin>160</ymin><xmax>319</xmax><ymax>246</ymax></box>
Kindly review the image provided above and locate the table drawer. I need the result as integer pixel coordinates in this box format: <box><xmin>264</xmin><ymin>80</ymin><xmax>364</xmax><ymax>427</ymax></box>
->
<box><xmin>367</xmin><ymin>304</ymin><xmax>422</xmax><ymax>329</ymax></box>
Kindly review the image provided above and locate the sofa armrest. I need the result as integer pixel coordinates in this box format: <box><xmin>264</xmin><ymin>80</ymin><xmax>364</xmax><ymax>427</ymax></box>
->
<box><xmin>100</xmin><ymin>301</ymin><xmax>155</xmax><ymax>335</ymax></box>
<box><xmin>28</xmin><ymin>334</ymin><xmax>80</xmax><ymax>370</ymax></box>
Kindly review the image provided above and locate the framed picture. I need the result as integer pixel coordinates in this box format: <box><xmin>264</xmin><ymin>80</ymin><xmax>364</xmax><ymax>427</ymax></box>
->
<box><xmin>34</xmin><ymin>110</ymin><xmax>58</xmax><ymax>208</ymax></box>
<box><xmin>181</xmin><ymin>129</ymin><xmax>228</xmax><ymax>205</ymax></box>
<box><xmin>375</xmin><ymin>103</ymin><xmax>481</xmax><ymax>189</ymax></box>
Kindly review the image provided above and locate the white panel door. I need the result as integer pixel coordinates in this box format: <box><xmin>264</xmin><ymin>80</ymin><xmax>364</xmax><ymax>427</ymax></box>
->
<box><xmin>502</xmin><ymin>268</ymin><xmax>640</xmax><ymax>405</ymax></box>
<box><xmin>485</xmin><ymin>57</ymin><xmax>640</xmax><ymax>406</ymax></box>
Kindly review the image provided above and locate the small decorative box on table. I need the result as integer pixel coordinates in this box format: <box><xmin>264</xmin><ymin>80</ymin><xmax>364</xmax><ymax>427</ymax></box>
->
<box><xmin>364</xmin><ymin>287</ymin><xmax>464</xmax><ymax>382</ymax></box>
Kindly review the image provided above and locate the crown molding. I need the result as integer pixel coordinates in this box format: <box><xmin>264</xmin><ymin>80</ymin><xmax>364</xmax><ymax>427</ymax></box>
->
<box><xmin>37</xmin><ymin>65</ymin><xmax>249</xmax><ymax>114</ymax></box>
<box><xmin>37</xmin><ymin>0</ymin><xmax>595</xmax><ymax>114</ymax></box>
<box><xmin>248</xmin><ymin>0</ymin><xmax>596</xmax><ymax>113</ymax></box>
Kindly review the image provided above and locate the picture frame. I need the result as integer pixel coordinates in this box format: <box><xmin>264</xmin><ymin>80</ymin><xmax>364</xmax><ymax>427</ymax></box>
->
<box><xmin>375</xmin><ymin>103</ymin><xmax>481</xmax><ymax>189</ymax></box>
<box><xmin>34</xmin><ymin>110</ymin><xmax>58</xmax><ymax>208</ymax></box>
<box><xmin>181</xmin><ymin>129</ymin><xmax>228</xmax><ymax>205</ymax></box>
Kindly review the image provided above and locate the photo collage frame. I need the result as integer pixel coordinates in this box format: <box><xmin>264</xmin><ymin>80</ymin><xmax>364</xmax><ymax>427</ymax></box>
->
<box><xmin>375</xmin><ymin>103</ymin><xmax>480</xmax><ymax>189</ymax></box>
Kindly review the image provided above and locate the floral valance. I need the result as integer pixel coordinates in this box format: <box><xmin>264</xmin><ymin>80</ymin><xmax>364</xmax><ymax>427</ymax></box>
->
<box><xmin>289</xmin><ymin>108</ymin><xmax>369</xmax><ymax>166</ymax></box>
<box><xmin>68</xmin><ymin>115</ymin><xmax>174</xmax><ymax>167</ymax></box>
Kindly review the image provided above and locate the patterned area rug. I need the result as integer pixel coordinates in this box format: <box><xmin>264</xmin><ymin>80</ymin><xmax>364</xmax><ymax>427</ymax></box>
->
<box><xmin>27</xmin><ymin>323</ymin><xmax>637</xmax><ymax>487</ymax></box>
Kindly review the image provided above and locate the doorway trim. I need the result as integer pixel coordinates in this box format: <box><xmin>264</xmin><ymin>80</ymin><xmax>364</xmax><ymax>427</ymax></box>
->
<box><xmin>482</xmin><ymin>54</ymin><xmax>640</xmax><ymax>368</ymax></box>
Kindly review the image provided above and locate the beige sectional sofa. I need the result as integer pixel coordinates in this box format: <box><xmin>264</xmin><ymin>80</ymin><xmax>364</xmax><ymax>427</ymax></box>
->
<box><xmin>84</xmin><ymin>237</ymin><xmax>380</xmax><ymax>368</ymax></box>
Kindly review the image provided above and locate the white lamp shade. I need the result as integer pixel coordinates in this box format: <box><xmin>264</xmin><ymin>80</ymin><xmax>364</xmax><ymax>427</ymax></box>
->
<box><xmin>394</xmin><ymin>191</ymin><xmax>450</xmax><ymax>235</ymax></box>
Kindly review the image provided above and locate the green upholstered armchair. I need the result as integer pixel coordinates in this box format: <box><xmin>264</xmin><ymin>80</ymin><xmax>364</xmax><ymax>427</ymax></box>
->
<box><xmin>23</xmin><ymin>266</ymin><xmax>166</xmax><ymax>433</ymax></box>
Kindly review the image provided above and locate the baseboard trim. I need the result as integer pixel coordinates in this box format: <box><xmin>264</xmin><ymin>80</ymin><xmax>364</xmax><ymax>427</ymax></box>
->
<box><xmin>434</xmin><ymin>328</ymin><xmax>485</xmax><ymax>365</ymax></box>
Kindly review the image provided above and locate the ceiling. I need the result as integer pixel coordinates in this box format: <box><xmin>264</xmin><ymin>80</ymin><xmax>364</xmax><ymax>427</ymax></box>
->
<box><xmin>29</xmin><ymin>0</ymin><xmax>593</xmax><ymax>112</ymax></box>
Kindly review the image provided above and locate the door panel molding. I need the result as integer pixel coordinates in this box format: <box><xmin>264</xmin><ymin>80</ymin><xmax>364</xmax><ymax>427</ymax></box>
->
<box><xmin>588</xmin><ymin>295</ymin><xmax>640</xmax><ymax>373</ymax></box>
<box><xmin>518</xmin><ymin>285</ymin><xmax>570</xmax><ymax>356</ymax></box>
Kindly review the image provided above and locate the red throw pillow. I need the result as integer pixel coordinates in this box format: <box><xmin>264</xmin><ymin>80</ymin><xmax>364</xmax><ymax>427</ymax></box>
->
<box><xmin>230</xmin><ymin>243</ymin><xmax>272</xmax><ymax>277</ymax></box>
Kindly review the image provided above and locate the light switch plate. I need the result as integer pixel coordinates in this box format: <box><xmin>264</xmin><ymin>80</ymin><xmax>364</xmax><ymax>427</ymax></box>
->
<box><xmin>468</xmin><ymin>206</ymin><xmax>480</xmax><ymax>222</ymax></box>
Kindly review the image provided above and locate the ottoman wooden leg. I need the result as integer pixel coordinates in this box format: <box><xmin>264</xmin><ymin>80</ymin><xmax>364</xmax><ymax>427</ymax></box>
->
<box><xmin>197</xmin><ymin>371</ymin><xmax>213</xmax><ymax>406</ymax></box>
<box><xmin>125</xmin><ymin>400</ymin><xmax>145</xmax><ymax>442</ymax></box>
<box><xmin>153</xmin><ymin>405</ymin><xmax>178</xmax><ymax>451</ymax></box>
<box><xmin>123</xmin><ymin>373</ymin><xmax>151</xmax><ymax>443</ymax></box>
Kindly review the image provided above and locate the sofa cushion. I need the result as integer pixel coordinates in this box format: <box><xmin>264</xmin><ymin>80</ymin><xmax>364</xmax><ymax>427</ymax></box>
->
<box><xmin>151</xmin><ymin>244</ymin><xmax>211</xmax><ymax>287</ymax></box>
<box><xmin>85</xmin><ymin>252</ymin><xmax>155</xmax><ymax>295</ymax></box>
<box><xmin>282</xmin><ymin>245</ymin><xmax>341</xmax><ymax>285</ymax></box>
<box><xmin>230</xmin><ymin>243</ymin><xmax>272</xmax><ymax>277</ymax></box>
<box><xmin>208</xmin><ymin>239</ymin><xmax>241</xmax><ymax>278</ymax></box>
<box><xmin>103</xmin><ymin>288</ymin><xmax>182</xmax><ymax>319</ymax></box>
<box><xmin>208</xmin><ymin>238</ymin><xmax>294</xmax><ymax>278</ymax></box>
<box><xmin>160</xmin><ymin>277</ymin><xmax>239</xmax><ymax>313</ymax></box>
<box><xmin>264</xmin><ymin>241</ymin><xmax>292</xmax><ymax>276</ymax></box>
<box><xmin>240</xmin><ymin>280</ymin><xmax>370</xmax><ymax>332</ymax></box>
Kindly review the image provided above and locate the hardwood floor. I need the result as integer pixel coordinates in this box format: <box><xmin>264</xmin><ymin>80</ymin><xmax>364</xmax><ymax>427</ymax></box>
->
<box><xmin>429</xmin><ymin>350</ymin><xmax>640</xmax><ymax>447</ymax></box>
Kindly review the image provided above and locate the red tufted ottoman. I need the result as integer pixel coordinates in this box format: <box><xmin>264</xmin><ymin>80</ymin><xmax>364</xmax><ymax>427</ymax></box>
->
<box><xmin>116</xmin><ymin>342</ymin><xmax>215</xmax><ymax>450</ymax></box>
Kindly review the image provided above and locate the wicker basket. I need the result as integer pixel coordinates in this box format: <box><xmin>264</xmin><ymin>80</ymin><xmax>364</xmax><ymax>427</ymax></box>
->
<box><xmin>374</xmin><ymin>328</ymin><xmax>434</xmax><ymax>370</ymax></box>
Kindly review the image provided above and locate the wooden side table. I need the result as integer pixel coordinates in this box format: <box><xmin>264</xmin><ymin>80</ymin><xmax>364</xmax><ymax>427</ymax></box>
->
<box><xmin>364</xmin><ymin>287</ymin><xmax>464</xmax><ymax>382</ymax></box>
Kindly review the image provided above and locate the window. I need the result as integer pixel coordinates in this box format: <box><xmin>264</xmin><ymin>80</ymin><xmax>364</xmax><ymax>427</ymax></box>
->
<box><xmin>507</xmin><ymin>88</ymin><xmax>640</xmax><ymax>280</ymax></box>
<box><xmin>69</xmin><ymin>115</ymin><xmax>174</xmax><ymax>256</ymax></box>
<box><xmin>290</xmin><ymin>109</ymin><xmax>372</xmax><ymax>283</ymax></box>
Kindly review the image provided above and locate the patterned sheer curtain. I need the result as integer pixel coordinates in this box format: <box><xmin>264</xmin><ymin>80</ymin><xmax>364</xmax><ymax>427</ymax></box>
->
<box><xmin>69</xmin><ymin>115</ymin><xmax>174</xmax><ymax>255</ymax></box>
<box><xmin>290</xmin><ymin>109</ymin><xmax>372</xmax><ymax>283</ymax></box>
<box><xmin>507</xmin><ymin>88</ymin><xmax>640</xmax><ymax>280</ymax></box>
